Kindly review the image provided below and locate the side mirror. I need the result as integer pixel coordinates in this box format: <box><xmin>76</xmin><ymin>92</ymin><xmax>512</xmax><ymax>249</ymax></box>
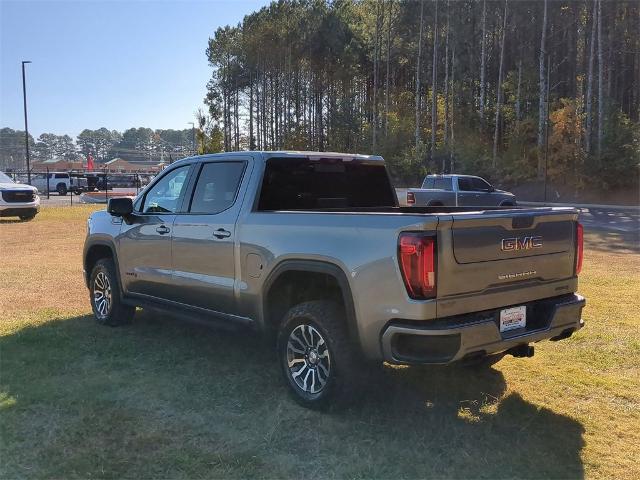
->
<box><xmin>487</xmin><ymin>186</ymin><xmax>495</xmax><ymax>192</ymax></box>
<box><xmin>107</xmin><ymin>197</ymin><xmax>133</xmax><ymax>216</ymax></box>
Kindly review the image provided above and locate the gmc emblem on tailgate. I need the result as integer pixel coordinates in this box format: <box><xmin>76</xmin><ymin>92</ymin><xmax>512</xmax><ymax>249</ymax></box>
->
<box><xmin>501</xmin><ymin>236</ymin><xmax>543</xmax><ymax>251</ymax></box>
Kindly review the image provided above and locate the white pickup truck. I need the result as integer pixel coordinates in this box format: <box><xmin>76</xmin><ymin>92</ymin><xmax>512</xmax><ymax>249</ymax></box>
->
<box><xmin>29</xmin><ymin>172</ymin><xmax>88</xmax><ymax>195</ymax></box>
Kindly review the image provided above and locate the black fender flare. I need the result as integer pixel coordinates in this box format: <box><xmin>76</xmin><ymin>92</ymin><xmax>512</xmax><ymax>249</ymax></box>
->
<box><xmin>262</xmin><ymin>259</ymin><xmax>360</xmax><ymax>347</ymax></box>
<box><xmin>83</xmin><ymin>239</ymin><xmax>124</xmax><ymax>295</ymax></box>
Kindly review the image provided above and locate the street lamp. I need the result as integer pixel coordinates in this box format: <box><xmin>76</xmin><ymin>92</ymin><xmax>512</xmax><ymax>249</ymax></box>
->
<box><xmin>188</xmin><ymin>122</ymin><xmax>195</xmax><ymax>155</ymax></box>
<box><xmin>22</xmin><ymin>60</ymin><xmax>32</xmax><ymax>184</ymax></box>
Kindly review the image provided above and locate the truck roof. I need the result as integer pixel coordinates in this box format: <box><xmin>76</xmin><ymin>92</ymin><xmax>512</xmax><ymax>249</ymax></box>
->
<box><xmin>425</xmin><ymin>174</ymin><xmax>480</xmax><ymax>178</ymax></box>
<box><xmin>175</xmin><ymin>151</ymin><xmax>385</xmax><ymax>164</ymax></box>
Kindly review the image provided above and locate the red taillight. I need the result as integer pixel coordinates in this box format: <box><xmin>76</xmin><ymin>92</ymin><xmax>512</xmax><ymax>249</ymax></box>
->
<box><xmin>407</xmin><ymin>192</ymin><xmax>415</xmax><ymax>205</ymax></box>
<box><xmin>576</xmin><ymin>222</ymin><xmax>584</xmax><ymax>275</ymax></box>
<box><xmin>398</xmin><ymin>233</ymin><xmax>436</xmax><ymax>299</ymax></box>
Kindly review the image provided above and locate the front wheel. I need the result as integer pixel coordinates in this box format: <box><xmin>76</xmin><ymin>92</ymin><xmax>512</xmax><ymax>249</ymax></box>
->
<box><xmin>89</xmin><ymin>258</ymin><xmax>135</xmax><ymax>326</ymax></box>
<box><xmin>19</xmin><ymin>214</ymin><xmax>36</xmax><ymax>221</ymax></box>
<box><xmin>56</xmin><ymin>183</ymin><xmax>67</xmax><ymax>196</ymax></box>
<box><xmin>277</xmin><ymin>300</ymin><xmax>362</xmax><ymax>410</ymax></box>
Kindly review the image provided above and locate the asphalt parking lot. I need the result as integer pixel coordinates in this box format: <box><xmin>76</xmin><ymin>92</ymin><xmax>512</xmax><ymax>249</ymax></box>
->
<box><xmin>39</xmin><ymin>188</ymin><xmax>139</xmax><ymax>207</ymax></box>
<box><xmin>578</xmin><ymin>207</ymin><xmax>640</xmax><ymax>234</ymax></box>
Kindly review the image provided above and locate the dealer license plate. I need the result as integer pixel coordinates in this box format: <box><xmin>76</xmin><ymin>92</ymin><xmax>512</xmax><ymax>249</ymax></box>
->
<box><xmin>500</xmin><ymin>306</ymin><xmax>527</xmax><ymax>332</ymax></box>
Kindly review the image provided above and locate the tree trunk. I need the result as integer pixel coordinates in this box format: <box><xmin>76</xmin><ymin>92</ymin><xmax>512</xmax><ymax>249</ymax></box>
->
<box><xmin>479</xmin><ymin>0</ymin><xmax>487</xmax><ymax>128</ymax></box>
<box><xmin>430</xmin><ymin>0</ymin><xmax>439</xmax><ymax>161</ymax></box>
<box><xmin>372</xmin><ymin>1</ymin><xmax>382</xmax><ymax>152</ymax></box>
<box><xmin>249</xmin><ymin>72</ymin><xmax>255</xmax><ymax>150</ymax></box>
<box><xmin>537</xmin><ymin>0</ymin><xmax>548</xmax><ymax>179</ymax></box>
<box><xmin>493</xmin><ymin>0</ymin><xmax>508</xmax><ymax>168</ymax></box>
<box><xmin>585</xmin><ymin>0</ymin><xmax>596</xmax><ymax>154</ymax></box>
<box><xmin>597</xmin><ymin>0</ymin><xmax>604</xmax><ymax>160</ymax></box>
<box><xmin>515</xmin><ymin>60</ymin><xmax>522</xmax><ymax>122</ymax></box>
<box><xmin>415</xmin><ymin>0</ymin><xmax>424</xmax><ymax>147</ymax></box>
<box><xmin>450</xmin><ymin>43</ymin><xmax>455</xmax><ymax>173</ymax></box>
<box><xmin>385</xmin><ymin>0</ymin><xmax>393</xmax><ymax>140</ymax></box>
<box><xmin>234</xmin><ymin>80</ymin><xmax>240</xmax><ymax>150</ymax></box>
<box><xmin>443</xmin><ymin>0</ymin><xmax>450</xmax><ymax>169</ymax></box>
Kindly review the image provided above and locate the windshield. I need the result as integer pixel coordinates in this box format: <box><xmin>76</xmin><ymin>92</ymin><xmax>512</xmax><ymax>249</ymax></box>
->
<box><xmin>0</xmin><ymin>172</ymin><xmax>15</xmax><ymax>183</ymax></box>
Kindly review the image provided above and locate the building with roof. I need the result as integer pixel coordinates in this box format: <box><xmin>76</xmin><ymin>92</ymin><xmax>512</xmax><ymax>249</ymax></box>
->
<box><xmin>32</xmin><ymin>158</ymin><xmax>84</xmax><ymax>171</ymax></box>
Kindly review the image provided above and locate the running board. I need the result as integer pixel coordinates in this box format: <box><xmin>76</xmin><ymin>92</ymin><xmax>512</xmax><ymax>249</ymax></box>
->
<box><xmin>122</xmin><ymin>293</ymin><xmax>256</xmax><ymax>332</ymax></box>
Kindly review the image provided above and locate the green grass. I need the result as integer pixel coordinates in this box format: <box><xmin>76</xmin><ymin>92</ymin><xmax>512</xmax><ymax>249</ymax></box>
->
<box><xmin>1</xmin><ymin>208</ymin><xmax>639</xmax><ymax>479</ymax></box>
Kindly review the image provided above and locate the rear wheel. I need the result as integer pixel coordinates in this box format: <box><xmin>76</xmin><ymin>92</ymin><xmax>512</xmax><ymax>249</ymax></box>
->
<box><xmin>89</xmin><ymin>258</ymin><xmax>135</xmax><ymax>326</ymax></box>
<box><xmin>56</xmin><ymin>183</ymin><xmax>67</xmax><ymax>196</ymax></box>
<box><xmin>277</xmin><ymin>300</ymin><xmax>362</xmax><ymax>410</ymax></box>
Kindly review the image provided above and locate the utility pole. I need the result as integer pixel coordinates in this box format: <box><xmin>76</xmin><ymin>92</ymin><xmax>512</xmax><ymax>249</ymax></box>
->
<box><xmin>188</xmin><ymin>122</ymin><xmax>195</xmax><ymax>155</ymax></box>
<box><xmin>22</xmin><ymin>61</ymin><xmax>32</xmax><ymax>184</ymax></box>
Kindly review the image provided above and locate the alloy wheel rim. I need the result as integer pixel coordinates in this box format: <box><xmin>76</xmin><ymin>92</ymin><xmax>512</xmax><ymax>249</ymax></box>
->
<box><xmin>286</xmin><ymin>324</ymin><xmax>331</xmax><ymax>394</ymax></box>
<box><xmin>93</xmin><ymin>271</ymin><xmax>112</xmax><ymax>318</ymax></box>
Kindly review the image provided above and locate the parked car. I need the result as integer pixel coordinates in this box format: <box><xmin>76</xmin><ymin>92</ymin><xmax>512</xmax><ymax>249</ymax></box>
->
<box><xmin>83</xmin><ymin>152</ymin><xmax>585</xmax><ymax>409</ymax></box>
<box><xmin>90</xmin><ymin>174</ymin><xmax>141</xmax><ymax>190</ymax></box>
<box><xmin>29</xmin><ymin>172</ymin><xmax>87</xmax><ymax>195</ymax></box>
<box><xmin>0</xmin><ymin>171</ymin><xmax>40</xmax><ymax>221</ymax></box>
<box><xmin>407</xmin><ymin>174</ymin><xmax>517</xmax><ymax>207</ymax></box>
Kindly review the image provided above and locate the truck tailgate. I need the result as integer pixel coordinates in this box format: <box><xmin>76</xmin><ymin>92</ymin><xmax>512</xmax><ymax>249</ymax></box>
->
<box><xmin>437</xmin><ymin>208</ymin><xmax>579</xmax><ymax>302</ymax></box>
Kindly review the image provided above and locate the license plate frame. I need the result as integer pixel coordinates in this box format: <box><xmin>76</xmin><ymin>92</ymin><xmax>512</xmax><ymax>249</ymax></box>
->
<box><xmin>499</xmin><ymin>305</ymin><xmax>527</xmax><ymax>333</ymax></box>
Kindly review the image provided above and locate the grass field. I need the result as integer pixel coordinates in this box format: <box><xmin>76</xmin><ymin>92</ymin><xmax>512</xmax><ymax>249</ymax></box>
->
<box><xmin>1</xmin><ymin>206</ymin><xmax>639</xmax><ymax>479</ymax></box>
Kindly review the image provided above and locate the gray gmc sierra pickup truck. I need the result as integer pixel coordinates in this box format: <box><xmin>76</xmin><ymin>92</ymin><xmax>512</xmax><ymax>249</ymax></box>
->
<box><xmin>83</xmin><ymin>151</ymin><xmax>585</xmax><ymax>409</ymax></box>
<box><xmin>407</xmin><ymin>174</ymin><xmax>516</xmax><ymax>207</ymax></box>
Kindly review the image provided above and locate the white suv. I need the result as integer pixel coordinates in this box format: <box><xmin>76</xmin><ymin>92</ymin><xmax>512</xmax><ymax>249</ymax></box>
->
<box><xmin>29</xmin><ymin>172</ymin><xmax>88</xmax><ymax>195</ymax></box>
<box><xmin>0</xmin><ymin>171</ymin><xmax>40</xmax><ymax>221</ymax></box>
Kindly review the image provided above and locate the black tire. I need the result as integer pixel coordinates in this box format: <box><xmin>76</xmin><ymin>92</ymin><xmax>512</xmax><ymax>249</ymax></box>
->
<box><xmin>500</xmin><ymin>202</ymin><xmax>515</xmax><ymax>207</ymax></box>
<box><xmin>89</xmin><ymin>258</ymin><xmax>135</xmax><ymax>326</ymax></box>
<box><xmin>19</xmin><ymin>214</ymin><xmax>36</xmax><ymax>221</ymax></box>
<box><xmin>56</xmin><ymin>183</ymin><xmax>67</xmax><ymax>196</ymax></box>
<box><xmin>277</xmin><ymin>300</ymin><xmax>362</xmax><ymax>410</ymax></box>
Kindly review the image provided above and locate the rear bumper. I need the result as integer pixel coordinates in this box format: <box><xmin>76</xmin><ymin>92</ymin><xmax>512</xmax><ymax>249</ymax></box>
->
<box><xmin>381</xmin><ymin>294</ymin><xmax>585</xmax><ymax>364</ymax></box>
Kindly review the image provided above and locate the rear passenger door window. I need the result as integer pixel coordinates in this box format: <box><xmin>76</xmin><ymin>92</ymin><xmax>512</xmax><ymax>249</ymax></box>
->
<box><xmin>422</xmin><ymin>177</ymin><xmax>435</xmax><ymax>189</ymax></box>
<box><xmin>433</xmin><ymin>178</ymin><xmax>453</xmax><ymax>191</ymax></box>
<box><xmin>188</xmin><ymin>162</ymin><xmax>245</xmax><ymax>214</ymax></box>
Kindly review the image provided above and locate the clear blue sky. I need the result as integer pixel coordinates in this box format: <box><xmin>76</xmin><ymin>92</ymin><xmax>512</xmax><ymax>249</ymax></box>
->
<box><xmin>0</xmin><ymin>0</ymin><xmax>270</xmax><ymax>139</ymax></box>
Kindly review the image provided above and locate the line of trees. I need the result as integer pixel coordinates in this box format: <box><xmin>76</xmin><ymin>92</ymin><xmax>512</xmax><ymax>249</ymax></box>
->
<box><xmin>0</xmin><ymin>127</ymin><xmax>196</xmax><ymax>169</ymax></box>
<box><xmin>201</xmin><ymin>0</ymin><xmax>639</xmax><ymax>190</ymax></box>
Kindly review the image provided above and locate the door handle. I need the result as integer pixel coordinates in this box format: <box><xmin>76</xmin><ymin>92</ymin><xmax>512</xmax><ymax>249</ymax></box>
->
<box><xmin>213</xmin><ymin>228</ymin><xmax>231</xmax><ymax>239</ymax></box>
<box><xmin>156</xmin><ymin>225</ymin><xmax>171</xmax><ymax>235</ymax></box>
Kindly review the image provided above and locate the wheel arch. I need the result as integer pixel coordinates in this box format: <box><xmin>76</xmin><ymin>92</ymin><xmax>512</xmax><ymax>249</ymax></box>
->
<box><xmin>84</xmin><ymin>240</ymin><xmax>122</xmax><ymax>291</ymax></box>
<box><xmin>261</xmin><ymin>259</ymin><xmax>359</xmax><ymax>348</ymax></box>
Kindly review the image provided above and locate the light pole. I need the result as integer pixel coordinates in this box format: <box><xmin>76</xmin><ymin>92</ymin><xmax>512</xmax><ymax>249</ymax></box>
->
<box><xmin>188</xmin><ymin>122</ymin><xmax>195</xmax><ymax>155</ymax></box>
<box><xmin>22</xmin><ymin>60</ymin><xmax>32</xmax><ymax>184</ymax></box>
